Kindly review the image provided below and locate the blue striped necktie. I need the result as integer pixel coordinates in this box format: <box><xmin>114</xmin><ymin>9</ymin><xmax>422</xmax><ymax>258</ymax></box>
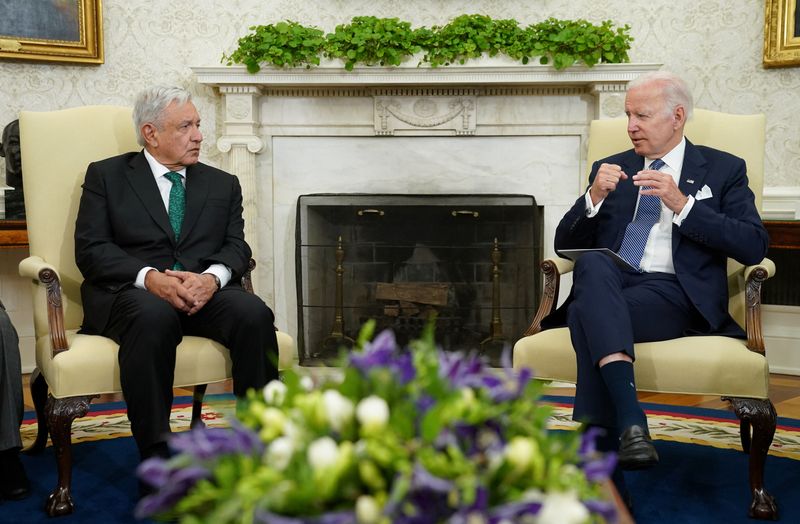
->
<box><xmin>164</xmin><ymin>171</ymin><xmax>185</xmax><ymax>270</ymax></box>
<box><xmin>617</xmin><ymin>158</ymin><xmax>665</xmax><ymax>272</ymax></box>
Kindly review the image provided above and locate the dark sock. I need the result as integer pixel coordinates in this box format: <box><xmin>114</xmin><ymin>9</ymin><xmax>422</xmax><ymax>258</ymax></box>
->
<box><xmin>599</xmin><ymin>360</ymin><xmax>647</xmax><ymax>432</ymax></box>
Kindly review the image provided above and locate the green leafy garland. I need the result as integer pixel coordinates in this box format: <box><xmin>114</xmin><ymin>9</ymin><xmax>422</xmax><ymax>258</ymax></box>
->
<box><xmin>224</xmin><ymin>15</ymin><xmax>633</xmax><ymax>73</ymax></box>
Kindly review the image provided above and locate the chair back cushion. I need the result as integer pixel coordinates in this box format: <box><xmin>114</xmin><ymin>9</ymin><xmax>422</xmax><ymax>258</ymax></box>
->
<box><xmin>586</xmin><ymin>109</ymin><xmax>766</xmax><ymax>328</ymax></box>
<box><xmin>19</xmin><ymin>106</ymin><xmax>138</xmax><ymax>336</ymax></box>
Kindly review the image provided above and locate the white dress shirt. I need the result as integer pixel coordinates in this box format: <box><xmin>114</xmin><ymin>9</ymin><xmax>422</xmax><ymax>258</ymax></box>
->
<box><xmin>584</xmin><ymin>137</ymin><xmax>696</xmax><ymax>274</ymax></box>
<box><xmin>134</xmin><ymin>149</ymin><xmax>232</xmax><ymax>289</ymax></box>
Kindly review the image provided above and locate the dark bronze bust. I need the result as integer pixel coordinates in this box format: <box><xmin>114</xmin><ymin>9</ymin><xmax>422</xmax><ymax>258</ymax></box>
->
<box><xmin>0</xmin><ymin>119</ymin><xmax>24</xmax><ymax>219</ymax></box>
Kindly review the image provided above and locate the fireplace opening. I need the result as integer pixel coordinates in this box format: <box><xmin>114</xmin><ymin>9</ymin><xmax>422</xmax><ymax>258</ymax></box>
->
<box><xmin>296</xmin><ymin>194</ymin><xmax>543</xmax><ymax>365</ymax></box>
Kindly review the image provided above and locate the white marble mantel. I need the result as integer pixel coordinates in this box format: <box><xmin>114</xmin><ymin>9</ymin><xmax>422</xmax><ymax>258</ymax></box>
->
<box><xmin>192</xmin><ymin>62</ymin><xmax>661</xmax><ymax>339</ymax></box>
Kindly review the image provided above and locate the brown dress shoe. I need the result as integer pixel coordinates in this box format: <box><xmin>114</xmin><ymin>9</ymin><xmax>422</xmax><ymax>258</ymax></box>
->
<box><xmin>618</xmin><ymin>424</ymin><xmax>659</xmax><ymax>470</ymax></box>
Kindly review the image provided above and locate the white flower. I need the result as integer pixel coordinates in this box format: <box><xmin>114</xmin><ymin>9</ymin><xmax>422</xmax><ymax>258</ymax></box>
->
<box><xmin>356</xmin><ymin>395</ymin><xmax>389</xmax><ymax>432</ymax></box>
<box><xmin>307</xmin><ymin>436</ymin><xmax>339</xmax><ymax>471</ymax></box>
<box><xmin>262</xmin><ymin>380</ymin><xmax>287</xmax><ymax>405</ymax></box>
<box><xmin>322</xmin><ymin>389</ymin><xmax>355</xmax><ymax>432</ymax></box>
<box><xmin>266</xmin><ymin>436</ymin><xmax>294</xmax><ymax>471</ymax></box>
<box><xmin>355</xmin><ymin>495</ymin><xmax>381</xmax><ymax>524</ymax></box>
<box><xmin>299</xmin><ymin>375</ymin><xmax>314</xmax><ymax>391</ymax></box>
<box><xmin>505</xmin><ymin>436</ymin><xmax>536</xmax><ymax>472</ymax></box>
<box><xmin>537</xmin><ymin>492</ymin><xmax>589</xmax><ymax>524</ymax></box>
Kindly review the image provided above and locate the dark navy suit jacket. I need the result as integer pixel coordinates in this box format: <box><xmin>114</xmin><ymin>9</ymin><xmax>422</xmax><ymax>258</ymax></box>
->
<box><xmin>548</xmin><ymin>139</ymin><xmax>769</xmax><ymax>337</ymax></box>
<box><xmin>74</xmin><ymin>151</ymin><xmax>252</xmax><ymax>334</ymax></box>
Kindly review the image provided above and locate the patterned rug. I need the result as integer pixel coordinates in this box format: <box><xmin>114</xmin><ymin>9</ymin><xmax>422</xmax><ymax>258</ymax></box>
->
<box><xmin>10</xmin><ymin>394</ymin><xmax>800</xmax><ymax>524</ymax></box>
<box><xmin>22</xmin><ymin>394</ymin><xmax>800</xmax><ymax>460</ymax></box>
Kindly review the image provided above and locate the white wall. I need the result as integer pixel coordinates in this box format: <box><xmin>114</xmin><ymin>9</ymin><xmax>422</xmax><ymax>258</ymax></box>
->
<box><xmin>0</xmin><ymin>0</ymin><xmax>798</xmax><ymax>373</ymax></box>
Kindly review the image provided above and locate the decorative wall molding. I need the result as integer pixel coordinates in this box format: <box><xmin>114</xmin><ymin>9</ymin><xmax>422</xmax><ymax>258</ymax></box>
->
<box><xmin>374</xmin><ymin>96</ymin><xmax>476</xmax><ymax>135</ymax></box>
<box><xmin>762</xmin><ymin>186</ymin><xmax>800</xmax><ymax>220</ymax></box>
<box><xmin>192</xmin><ymin>62</ymin><xmax>663</xmax><ymax>90</ymax></box>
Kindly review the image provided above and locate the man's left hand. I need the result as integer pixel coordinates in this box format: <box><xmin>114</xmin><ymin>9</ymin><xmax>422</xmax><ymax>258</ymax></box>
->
<box><xmin>633</xmin><ymin>168</ymin><xmax>689</xmax><ymax>214</ymax></box>
<box><xmin>164</xmin><ymin>270</ymin><xmax>218</xmax><ymax>315</ymax></box>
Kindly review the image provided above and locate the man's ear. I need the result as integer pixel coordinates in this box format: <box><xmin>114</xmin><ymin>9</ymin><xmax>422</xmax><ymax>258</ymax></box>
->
<box><xmin>141</xmin><ymin>123</ymin><xmax>158</xmax><ymax>147</ymax></box>
<box><xmin>673</xmin><ymin>106</ymin><xmax>686</xmax><ymax>129</ymax></box>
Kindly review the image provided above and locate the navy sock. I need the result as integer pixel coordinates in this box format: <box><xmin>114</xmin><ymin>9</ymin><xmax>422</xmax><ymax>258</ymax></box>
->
<box><xmin>598</xmin><ymin>360</ymin><xmax>647</xmax><ymax>432</ymax></box>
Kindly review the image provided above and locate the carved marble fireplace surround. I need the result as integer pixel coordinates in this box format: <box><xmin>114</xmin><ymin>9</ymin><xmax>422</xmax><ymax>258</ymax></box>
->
<box><xmin>193</xmin><ymin>62</ymin><xmax>661</xmax><ymax>348</ymax></box>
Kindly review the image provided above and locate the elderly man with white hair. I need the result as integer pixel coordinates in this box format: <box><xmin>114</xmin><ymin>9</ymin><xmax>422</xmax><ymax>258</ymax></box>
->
<box><xmin>74</xmin><ymin>86</ymin><xmax>279</xmax><ymax>482</ymax></box>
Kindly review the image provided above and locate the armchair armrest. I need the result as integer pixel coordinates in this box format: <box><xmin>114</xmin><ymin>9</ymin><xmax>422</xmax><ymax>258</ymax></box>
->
<box><xmin>523</xmin><ymin>257</ymin><xmax>575</xmax><ymax>336</ymax></box>
<box><xmin>18</xmin><ymin>256</ymin><xmax>69</xmax><ymax>356</ymax></box>
<box><xmin>743</xmin><ymin>257</ymin><xmax>775</xmax><ymax>355</ymax></box>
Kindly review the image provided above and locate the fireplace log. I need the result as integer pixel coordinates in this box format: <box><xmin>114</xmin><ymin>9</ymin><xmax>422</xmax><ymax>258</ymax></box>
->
<box><xmin>376</xmin><ymin>282</ymin><xmax>449</xmax><ymax>306</ymax></box>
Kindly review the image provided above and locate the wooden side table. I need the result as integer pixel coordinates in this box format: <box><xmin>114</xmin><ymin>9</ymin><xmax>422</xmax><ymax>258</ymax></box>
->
<box><xmin>762</xmin><ymin>220</ymin><xmax>800</xmax><ymax>306</ymax></box>
<box><xmin>764</xmin><ymin>220</ymin><xmax>800</xmax><ymax>250</ymax></box>
<box><xmin>0</xmin><ymin>220</ymin><xmax>27</xmax><ymax>248</ymax></box>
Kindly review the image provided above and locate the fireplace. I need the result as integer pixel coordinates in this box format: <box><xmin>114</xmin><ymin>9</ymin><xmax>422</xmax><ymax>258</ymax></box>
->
<box><xmin>296</xmin><ymin>194</ymin><xmax>542</xmax><ymax>364</ymax></box>
<box><xmin>193</xmin><ymin>62</ymin><xmax>659</xmax><ymax>362</ymax></box>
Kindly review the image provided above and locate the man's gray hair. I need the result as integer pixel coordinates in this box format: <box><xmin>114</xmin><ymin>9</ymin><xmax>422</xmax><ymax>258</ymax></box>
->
<box><xmin>628</xmin><ymin>71</ymin><xmax>694</xmax><ymax>120</ymax></box>
<box><xmin>133</xmin><ymin>86</ymin><xmax>193</xmax><ymax>146</ymax></box>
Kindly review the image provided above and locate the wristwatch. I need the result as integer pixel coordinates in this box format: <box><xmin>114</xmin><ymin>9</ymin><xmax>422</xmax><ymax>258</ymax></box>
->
<box><xmin>209</xmin><ymin>274</ymin><xmax>221</xmax><ymax>290</ymax></box>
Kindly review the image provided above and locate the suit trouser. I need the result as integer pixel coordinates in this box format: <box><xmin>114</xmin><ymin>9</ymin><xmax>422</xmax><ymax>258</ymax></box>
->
<box><xmin>102</xmin><ymin>286</ymin><xmax>279</xmax><ymax>455</ymax></box>
<box><xmin>567</xmin><ymin>252</ymin><xmax>702</xmax><ymax>429</ymax></box>
<box><xmin>0</xmin><ymin>302</ymin><xmax>23</xmax><ymax>451</ymax></box>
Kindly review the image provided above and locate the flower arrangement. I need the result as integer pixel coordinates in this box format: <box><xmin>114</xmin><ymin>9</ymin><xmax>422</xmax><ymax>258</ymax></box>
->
<box><xmin>136</xmin><ymin>321</ymin><xmax>617</xmax><ymax>523</ymax></box>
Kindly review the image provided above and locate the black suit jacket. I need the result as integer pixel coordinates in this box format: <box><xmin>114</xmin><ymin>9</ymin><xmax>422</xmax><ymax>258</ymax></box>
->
<box><xmin>547</xmin><ymin>140</ymin><xmax>769</xmax><ymax>337</ymax></box>
<box><xmin>74</xmin><ymin>151</ymin><xmax>252</xmax><ymax>334</ymax></box>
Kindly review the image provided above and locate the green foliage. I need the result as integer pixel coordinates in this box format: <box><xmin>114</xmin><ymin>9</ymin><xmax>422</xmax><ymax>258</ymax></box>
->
<box><xmin>224</xmin><ymin>15</ymin><xmax>633</xmax><ymax>72</ymax></box>
<box><xmin>528</xmin><ymin>18</ymin><xmax>633</xmax><ymax>70</ymax></box>
<box><xmin>222</xmin><ymin>21</ymin><xmax>325</xmax><ymax>72</ymax></box>
<box><xmin>423</xmin><ymin>14</ymin><xmax>526</xmax><ymax>67</ymax></box>
<box><xmin>324</xmin><ymin>16</ymin><xmax>422</xmax><ymax>71</ymax></box>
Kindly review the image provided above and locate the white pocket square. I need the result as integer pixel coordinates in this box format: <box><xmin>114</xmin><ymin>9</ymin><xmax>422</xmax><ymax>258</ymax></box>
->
<box><xmin>695</xmin><ymin>185</ymin><xmax>713</xmax><ymax>200</ymax></box>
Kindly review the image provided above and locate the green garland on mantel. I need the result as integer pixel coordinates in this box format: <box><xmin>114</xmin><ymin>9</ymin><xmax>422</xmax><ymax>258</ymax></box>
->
<box><xmin>223</xmin><ymin>14</ymin><xmax>633</xmax><ymax>73</ymax></box>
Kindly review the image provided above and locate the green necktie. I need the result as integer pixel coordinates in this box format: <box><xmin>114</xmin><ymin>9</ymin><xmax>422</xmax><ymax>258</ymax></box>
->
<box><xmin>164</xmin><ymin>171</ymin><xmax>185</xmax><ymax>270</ymax></box>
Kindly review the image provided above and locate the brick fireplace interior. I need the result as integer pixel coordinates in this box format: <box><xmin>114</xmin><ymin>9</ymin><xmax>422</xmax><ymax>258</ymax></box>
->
<box><xmin>296</xmin><ymin>194</ymin><xmax>542</xmax><ymax>364</ymax></box>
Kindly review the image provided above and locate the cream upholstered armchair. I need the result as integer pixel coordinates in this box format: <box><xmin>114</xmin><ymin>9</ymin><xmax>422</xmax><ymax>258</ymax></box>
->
<box><xmin>513</xmin><ymin>109</ymin><xmax>777</xmax><ymax>520</ymax></box>
<box><xmin>18</xmin><ymin>106</ymin><xmax>295</xmax><ymax>517</ymax></box>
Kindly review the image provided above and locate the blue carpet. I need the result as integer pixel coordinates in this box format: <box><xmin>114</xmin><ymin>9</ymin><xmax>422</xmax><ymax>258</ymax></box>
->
<box><xmin>2</xmin><ymin>398</ymin><xmax>798</xmax><ymax>523</ymax></box>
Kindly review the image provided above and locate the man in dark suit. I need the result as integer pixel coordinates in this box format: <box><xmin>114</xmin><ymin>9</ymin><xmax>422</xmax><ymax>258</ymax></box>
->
<box><xmin>552</xmin><ymin>71</ymin><xmax>768</xmax><ymax>471</ymax></box>
<box><xmin>74</xmin><ymin>86</ymin><xmax>279</xmax><ymax>463</ymax></box>
<box><xmin>0</xmin><ymin>301</ymin><xmax>29</xmax><ymax>501</ymax></box>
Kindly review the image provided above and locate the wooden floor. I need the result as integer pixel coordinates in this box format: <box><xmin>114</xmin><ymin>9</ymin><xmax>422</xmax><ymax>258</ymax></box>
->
<box><xmin>22</xmin><ymin>372</ymin><xmax>800</xmax><ymax>419</ymax></box>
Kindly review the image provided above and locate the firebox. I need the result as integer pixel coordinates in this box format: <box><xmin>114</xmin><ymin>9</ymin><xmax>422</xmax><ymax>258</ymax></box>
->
<box><xmin>296</xmin><ymin>194</ymin><xmax>542</xmax><ymax>365</ymax></box>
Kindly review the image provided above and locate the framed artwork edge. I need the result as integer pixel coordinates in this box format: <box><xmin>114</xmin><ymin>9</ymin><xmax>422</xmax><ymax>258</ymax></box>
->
<box><xmin>764</xmin><ymin>0</ymin><xmax>800</xmax><ymax>68</ymax></box>
<box><xmin>0</xmin><ymin>0</ymin><xmax>104</xmax><ymax>65</ymax></box>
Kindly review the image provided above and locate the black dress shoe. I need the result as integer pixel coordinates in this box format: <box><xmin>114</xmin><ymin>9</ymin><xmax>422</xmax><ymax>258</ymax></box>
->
<box><xmin>0</xmin><ymin>448</ymin><xmax>30</xmax><ymax>500</ymax></box>
<box><xmin>617</xmin><ymin>425</ymin><xmax>659</xmax><ymax>470</ymax></box>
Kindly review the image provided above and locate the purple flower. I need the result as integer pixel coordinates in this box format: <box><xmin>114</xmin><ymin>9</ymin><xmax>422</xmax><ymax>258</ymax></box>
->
<box><xmin>137</xmin><ymin>457</ymin><xmax>171</xmax><ymax>489</ymax></box>
<box><xmin>169</xmin><ymin>423</ymin><xmax>264</xmax><ymax>460</ymax></box>
<box><xmin>579</xmin><ymin>426</ymin><xmax>605</xmax><ymax>458</ymax></box>
<box><xmin>410</xmin><ymin>463</ymin><xmax>453</xmax><ymax>493</ymax></box>
<box><xmin>584</xmin><ymin>499</ymin><xmax>618</xmax><ymax>523</ymax></box>
<box><xmin>486</xmin><ymin>500</ymin><xmax>543</xmax><ymax>522</ymax></box>
<box><xmin>135</xmin><ymin>465</ymin><xmax>211</xmax><ymax>518</ymax></box>
<box><xmin>583</xmin><ymin>453</ymin><xmax>618</xmax><ymax>482</ymax></box>
<box><xmin>350</xmin><ymin>329</ymin><xmax>416</xmax><ymax>384</ymax></box>
<box><xmin>437</xmin><ymin>350</ymin><xmax>486</xmax><ymax>390</ymax></box>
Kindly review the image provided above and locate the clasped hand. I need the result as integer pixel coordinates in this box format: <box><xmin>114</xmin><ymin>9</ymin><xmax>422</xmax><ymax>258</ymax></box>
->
<box><xmin>145</xmin><ymin>269</ymin><xmax>218</xmax><ymax>315</ymax></box>
<box><xmin>589</xmin><ymin>163</ymin><xmax>688</xmax><ymax>213</ymax></box>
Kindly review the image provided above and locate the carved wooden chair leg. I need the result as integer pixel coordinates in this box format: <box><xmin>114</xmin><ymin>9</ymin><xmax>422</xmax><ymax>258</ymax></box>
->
<box><xmin>44</xmin><ymin>394</ymin><xmax>95</xmax><ymax>517</ymax></box>
<box><xmin>726</xmin><ymin>396</ymin><xmax>779</xmax><ymax>521</ymax></box>
<box><xmin>24</xmin><ymin>369</ymin><xmax>49</xmax><ymax>454</ymax></box>
<box><xmin>191</xmin><ymin>384</ymin><xmax>208</xmax><ymax>429</ymax></box>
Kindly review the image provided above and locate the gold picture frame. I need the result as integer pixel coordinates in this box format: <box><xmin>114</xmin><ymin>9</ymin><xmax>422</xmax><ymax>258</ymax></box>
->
<box><xmin>764</xmin><ymin>0</ymin><xmax>800</xmax><ymax>67</ymax></box>
<box><xmin>0</xmin><ymin>0</ymin><xmax>103</xmax><ymax>65</ymax></box>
